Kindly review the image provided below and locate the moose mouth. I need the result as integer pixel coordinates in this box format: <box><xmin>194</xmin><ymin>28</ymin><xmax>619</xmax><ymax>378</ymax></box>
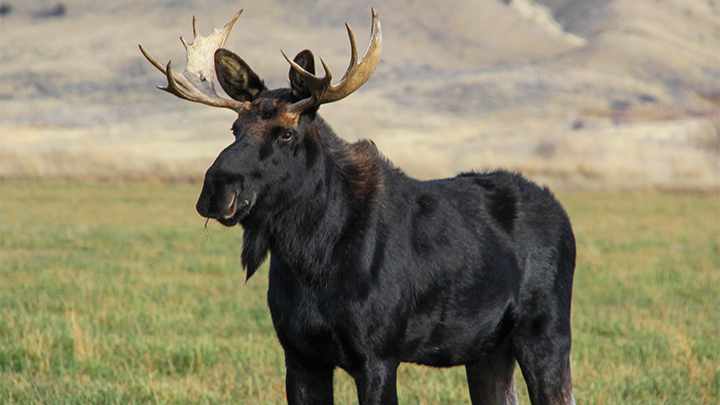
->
<box><xmin>217</xmin><ymin>190</ymin><xmax>257</xmax><ymax>226</ymax></box>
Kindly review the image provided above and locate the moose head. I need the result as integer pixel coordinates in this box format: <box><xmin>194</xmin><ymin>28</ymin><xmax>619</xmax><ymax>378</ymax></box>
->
<box><xmin>140</xmin><ymin>9</ymin><xmax>383</xmax><ymax>277</ymax></box>
<box><xmin>140</xmin><ymin>9</ymin><xmax>382</xmax><ymax>278</ymax></box>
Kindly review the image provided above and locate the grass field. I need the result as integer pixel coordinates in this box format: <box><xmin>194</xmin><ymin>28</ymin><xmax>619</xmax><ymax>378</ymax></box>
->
<box><xmin>1</xmin><ymin>181</ymin><xmax>718</xmax><ymax>404</ymax></box>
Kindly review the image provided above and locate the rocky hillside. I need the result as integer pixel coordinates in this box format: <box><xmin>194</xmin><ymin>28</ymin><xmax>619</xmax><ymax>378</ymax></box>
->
<box><xmin>1</xmin><ymin>0</ymin><xmax>718</xmax><ymax>189</ymax></box>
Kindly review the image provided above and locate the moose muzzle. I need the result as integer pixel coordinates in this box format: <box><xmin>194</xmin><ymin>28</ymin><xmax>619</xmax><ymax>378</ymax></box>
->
<box><xmin>196</xmin><ymin>176</ymin><xmax>257</xmax><ymax>226</ymax></box>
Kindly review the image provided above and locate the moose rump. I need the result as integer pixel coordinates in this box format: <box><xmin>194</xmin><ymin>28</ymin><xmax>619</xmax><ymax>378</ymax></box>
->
<box><xmin>140</xmin><ymin>8</ymin><xmax>577</xmax><ymax>405</ymax></box>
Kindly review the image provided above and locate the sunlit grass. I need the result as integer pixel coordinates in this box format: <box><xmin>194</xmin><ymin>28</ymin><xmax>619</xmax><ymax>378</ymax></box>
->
<box><xmin>1</xmin><ymin>182</ymin><xmax>718</xmax><ymax>404</ymax></box>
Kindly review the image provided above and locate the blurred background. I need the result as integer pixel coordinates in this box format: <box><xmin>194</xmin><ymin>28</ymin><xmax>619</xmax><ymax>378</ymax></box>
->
<box><xmin>1</xmin><ymin>0</ymin><xmax>718</xmax><ymax>190</ymax></box>
<box><xmin>1</xmin><ymin>2</ymin><xmax>719</xmax><ymax>402</ymax></box>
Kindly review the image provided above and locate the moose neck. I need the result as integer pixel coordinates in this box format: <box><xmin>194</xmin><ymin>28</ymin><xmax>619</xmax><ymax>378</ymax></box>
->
<box><xmin>241</xmin><ymin>118</ymin><xmax>387</xmax><ymax>281</ymax></box>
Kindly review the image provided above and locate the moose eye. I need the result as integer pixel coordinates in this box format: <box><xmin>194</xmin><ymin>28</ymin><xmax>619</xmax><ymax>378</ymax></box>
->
<box><xmin>280</xmin><ymin>131</ymin><xmax>294</xmax><ymax>142</ymax></box>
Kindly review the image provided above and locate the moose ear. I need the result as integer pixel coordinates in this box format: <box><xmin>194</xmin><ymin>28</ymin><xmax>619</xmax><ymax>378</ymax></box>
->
<box><xmin>289</xmin><ymin>50</ymin><xmax>316</xmax><ymax>100</ymax></box>
<box><xmin>215</xmin><ymin>48</ymin><xmax>265</xmax><ymax>102</ymax></box>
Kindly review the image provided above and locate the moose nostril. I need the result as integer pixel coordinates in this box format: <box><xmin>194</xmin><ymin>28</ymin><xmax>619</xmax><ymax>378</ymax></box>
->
<box><xmin>223</xmin><ymin>190</ymin><xmax>238</xmax><ymax>219</ymax></box>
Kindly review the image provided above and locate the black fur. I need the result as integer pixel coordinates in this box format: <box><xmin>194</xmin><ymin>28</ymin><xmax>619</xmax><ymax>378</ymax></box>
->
<box><xmin>195</xmin><ymin>49</ymin><xmax>576</xmax><ymax>405</ymax></box>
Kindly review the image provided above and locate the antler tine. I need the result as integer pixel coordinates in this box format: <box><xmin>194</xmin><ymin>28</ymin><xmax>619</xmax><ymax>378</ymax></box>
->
<box><xmin>285</xmin><ymin>8</ymin><xmax>382</xmax><ymax>116</ymax></box>
<box><xmin>139</xmin><ymin>9</ymin><xmax>245</xmax><ymax>112</ymax></box>
<box><xmin>282</xmin><ymin>50</ymin><xmax>333</xmax><ymax>92</ymax></box>
<box><xmin>192</xmin><ymin>15</ymin><xmax>199</xmax><ymax>39</ymax></box>
<box><xmin>161</xmin><ymin>60</ymin><xmax>243</xmax><ymax>110</ymax></box>
<box><xmin>344</xmin><ymin>23</ymin><xmax>359</xmax><ymax>76</ymax></box>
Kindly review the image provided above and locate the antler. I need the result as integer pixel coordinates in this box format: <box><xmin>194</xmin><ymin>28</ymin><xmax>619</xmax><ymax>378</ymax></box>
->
<box><xmin>283</xmin><ymin>8</ymin><xmax>382</xmax><ymax>116</ymax></box>
<box><xmin>139</xmin><ymin>9</ymin><xmax>245</xmax><ymax>112</ymax></box>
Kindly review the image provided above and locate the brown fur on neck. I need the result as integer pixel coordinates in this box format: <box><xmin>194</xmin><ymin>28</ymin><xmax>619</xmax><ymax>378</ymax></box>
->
<box><xmin>341</xmin><ymin>139</ymin><xmax>385</xmax><ymax>209</ymax></box>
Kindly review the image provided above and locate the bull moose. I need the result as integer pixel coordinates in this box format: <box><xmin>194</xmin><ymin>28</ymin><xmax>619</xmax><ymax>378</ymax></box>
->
<box><xmin>140</xmin><ymin>8</ymin><xmax>576</xmax><ymax>405</ymax></box>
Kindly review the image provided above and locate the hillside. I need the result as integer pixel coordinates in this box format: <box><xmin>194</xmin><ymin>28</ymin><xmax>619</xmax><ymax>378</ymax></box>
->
<box><xmin>1</xmin><ymin>0</ymin><xmax>718</xmax><ymax>189</ymax></box>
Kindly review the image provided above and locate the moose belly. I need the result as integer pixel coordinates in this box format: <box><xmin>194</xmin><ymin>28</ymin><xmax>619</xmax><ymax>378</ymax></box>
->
<box><xmin>400</xmin><ymin>300</ymin><xmax>514</xmax><ymax>367</ymax></box>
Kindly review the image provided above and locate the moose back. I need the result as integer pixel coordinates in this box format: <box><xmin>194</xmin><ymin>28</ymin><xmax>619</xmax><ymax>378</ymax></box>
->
<box><xmin>141</xmin><ymin>9</ymin><xmax>577</xmax><ymax>405</ymax></box>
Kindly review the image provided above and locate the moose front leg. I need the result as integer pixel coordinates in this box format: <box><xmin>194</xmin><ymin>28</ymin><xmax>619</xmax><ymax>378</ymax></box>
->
<box><xmin>352</xmin><ymin>358</ymin><xmax>400</xmax><ymax>405</ymax></box>
<box><xmin>285</xmin><ymin>354</ymin><xmax>334</xmax><ymax>405</ymax></box>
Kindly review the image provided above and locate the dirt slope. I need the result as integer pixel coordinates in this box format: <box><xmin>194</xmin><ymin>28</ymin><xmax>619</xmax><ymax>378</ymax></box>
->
<box><xmin>1</xmin><ymin>0</ymin><xmax>718</xmax><ymax>190</ymax></box>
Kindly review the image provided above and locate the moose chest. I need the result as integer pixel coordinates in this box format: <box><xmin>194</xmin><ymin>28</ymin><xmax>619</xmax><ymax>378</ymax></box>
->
<box><xmin>266</xmin><ymin>258</ymin><xmax>371</xmax><ymax>368</ymax></box>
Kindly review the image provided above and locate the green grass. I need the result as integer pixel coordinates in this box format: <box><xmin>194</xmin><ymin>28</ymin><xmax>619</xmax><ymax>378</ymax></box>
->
<box><xmin>1</xmin><ymin>181</ymin><xmax>718</xmax><ymax>404</ymax></box>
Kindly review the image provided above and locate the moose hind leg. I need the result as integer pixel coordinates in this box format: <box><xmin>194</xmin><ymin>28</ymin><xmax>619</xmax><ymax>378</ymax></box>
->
<box><xmin>511</xmin><ymin>307</ymin><xmax>575</xmax><ymax>405</ymax></box>
<box><xmin>465</xmin><ymin>339</ymin><xmax>518</xmax><ymax>405</ymax></box>
<box><xmin>513</xmin><ymin>227</ymin><xmax>576</xmax><ymax>404</ymax></box>
<box><xmin>513</xmin><ymin>347</ymin><xmax>574</xmax><ymax>405</ymax></box>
